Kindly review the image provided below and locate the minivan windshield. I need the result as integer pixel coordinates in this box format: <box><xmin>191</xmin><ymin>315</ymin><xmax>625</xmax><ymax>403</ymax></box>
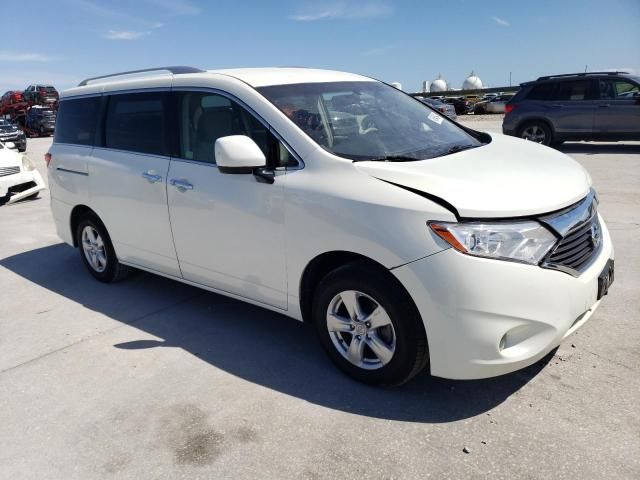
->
<box><xmin>258</xmin><ymin>81</ymin><xmax>483</xmax><ymax>161</ymax></box>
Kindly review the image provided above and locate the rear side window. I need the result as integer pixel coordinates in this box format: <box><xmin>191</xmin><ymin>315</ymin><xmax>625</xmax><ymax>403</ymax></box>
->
<box><xmin>525</xmin><ymin>83</ymin><xmax>556</xmax><ymax>101</ymax></box>
<box><xmin>553</xmin><ymin>80</ymin><xmax>595</xmax><ymax>101</ymax></box>
<box><xmin>104</xmin><ymin>92</ymin><xmax>169</xmax><ymax>156</ymax></box>
<box><xmin>54</xmin><ymin>97</ymin><xmax>100</xmax><ymax>146</ymax></box>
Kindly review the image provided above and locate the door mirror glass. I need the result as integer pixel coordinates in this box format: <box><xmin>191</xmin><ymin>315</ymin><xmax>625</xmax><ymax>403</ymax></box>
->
<box><xmin>215</xmin><ymin>135</ymin><xmax>266</xmax><ymax>173</ymax></box>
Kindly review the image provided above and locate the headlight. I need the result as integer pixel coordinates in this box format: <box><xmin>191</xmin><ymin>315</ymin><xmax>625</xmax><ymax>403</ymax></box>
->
<box><xmin>22</xmin><ymin>156</ymin><xmax>35</xmax><ymax>171</ymax></box>
<box><xmin>430</xmin><ymin>221</ymin><xmax>557</xmax><ymax>265</ymax></box>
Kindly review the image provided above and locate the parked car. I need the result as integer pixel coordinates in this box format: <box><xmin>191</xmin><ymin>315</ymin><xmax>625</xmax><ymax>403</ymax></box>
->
<box><xmin>1</xmin><ymin>90</ymin><xmax>25</xmax><ymax>107</ymax></box>
<box><xmin>0</xmin><ymin>140</ymin><xmax>45</xmax><ymax>204</ymax></box>
<box><xmin>25</xmin><ymin>106</ymin><xmax>56</xmax><ymax>136</ymax></box>
<box><xmin>442</xmin><ymin>96</ymin><xmax>472</xmax><ymax>115</ymax></box>
<box><xmin>48</xmin><ymin>66</ymin><xmax>614</xmax><ymax>386</ymax></box>
<box><xmin>481</xmin><ymin>93</ymin><xmax>500</xmax><ymax>101</ymax></box>
<box><xmin>485</xmin><ymin>95</ymin><xmax>515</xmax><ymax>114</ymax></box>
<box><xmin>23</xmin><ymin>84</ymin><xmax>59</xmax><ymax>105</ymax></box>
<box><xmin>417</xmin><ymin>97</ymin><xmax>457</xmax><ymax>120</ymax></box>
<box><xmin>503</xmin><ymin>71</ymin><xmax>640</xmax><ymax>145</ymax></box>
<box><xmin>0</xmin><ymin>119</ymin><xmax>27</xmax><ymax>151</ymax></box>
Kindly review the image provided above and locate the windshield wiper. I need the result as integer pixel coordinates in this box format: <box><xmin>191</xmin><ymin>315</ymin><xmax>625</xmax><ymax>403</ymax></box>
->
<box><xmin>353</xmin><ymin>155</ymin><xmax>421</xmax><ymax>163</ymax></box>
<box><xmin>447</xmin><ymin>144</ymin><xmax>477</xmax><ymax>154</ymax></box>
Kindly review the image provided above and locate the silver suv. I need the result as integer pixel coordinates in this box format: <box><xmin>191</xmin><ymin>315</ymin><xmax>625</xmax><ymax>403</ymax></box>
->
<box><xmin>503</xmin><ymin>72</ymin><xmax>640</xmax><ymax>146</ymax></box>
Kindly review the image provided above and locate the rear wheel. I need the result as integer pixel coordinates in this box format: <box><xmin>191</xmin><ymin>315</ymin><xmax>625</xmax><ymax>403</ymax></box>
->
<box><xmin>519</xmin><ymin>121</ymin><xmax>553</xmax><ymax>146</ymax></box>
<box><xmin>75</xmin><ymin>214</ymin><xmax>130</xmax><ymax>282</ymax></box>
<box><xmin>312</xmin><ymin>262</ymin><xmax>428</xmax><ymax>386</ymax></box>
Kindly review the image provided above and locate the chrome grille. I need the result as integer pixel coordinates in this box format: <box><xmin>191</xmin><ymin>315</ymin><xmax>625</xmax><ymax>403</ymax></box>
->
<box><xmin>547</xmin><ymin>217</ymin><xmax>600</xmax><ymax>270</ymax></box>
<box><xmin>541</xmin><ymin>191</ymin><xmax>601</xmax><ymax>276</ymax></box>
<box><xmin>0</xmin><ymin>166</ymin><xmax>20</xmax><ymax>177</ymax></box>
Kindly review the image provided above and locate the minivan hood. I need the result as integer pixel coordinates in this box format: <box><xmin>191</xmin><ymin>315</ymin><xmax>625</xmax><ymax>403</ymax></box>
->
<box><xmin>355</xmin><ymin>134</ymin><xmax>590</xmax><ymax>218</ymax></box>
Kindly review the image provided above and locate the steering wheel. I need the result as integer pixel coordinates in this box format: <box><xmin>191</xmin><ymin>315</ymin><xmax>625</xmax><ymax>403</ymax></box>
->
<box><xmin>360</xmin><ymin>115</ymin><xmax>378</xmax><ymax>135</ymax></box>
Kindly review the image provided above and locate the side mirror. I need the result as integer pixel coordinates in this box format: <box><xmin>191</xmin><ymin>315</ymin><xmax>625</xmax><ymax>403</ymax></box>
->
<box><xmin>215</xmin><ymin>135</ymin><xmax>275</xmax><ymax>184</ymax></box>
<box><xmin>215</xmin><ymin>135</ymin><xmax>266</xmax><ymax>173</ymax></box>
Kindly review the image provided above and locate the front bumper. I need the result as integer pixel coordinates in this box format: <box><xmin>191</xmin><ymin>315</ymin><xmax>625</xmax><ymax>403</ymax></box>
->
<box><xmin>0</xmin><ymin>167</ymin><xmax>46</xmax><ymax>203</ymax></box>
<box><xmin>392</xmin><ymin>215</ymin><xmax>614</xmax><ymax>380</ymax></box>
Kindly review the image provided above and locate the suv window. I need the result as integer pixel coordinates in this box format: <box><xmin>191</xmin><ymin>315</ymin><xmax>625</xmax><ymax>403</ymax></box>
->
<box><xmin>599</xmin><ymin>79</ymin><xmax>639</xmax><ymax>99</ymax></box>
<box><xmin>527</xmin><ymin>82</ymin><xmax>556</xmax><ymax>101</ymax></box>
<box><xmin>105</xmin><ymin>92</ymin><xmax>169</xmax><ymax>156</ymax></box>
<box><xmin>54</xmin><ymin>97</ymin><xmax>100</xmax><ymax>146</ymax></box>
<box><xmin>553</xmin><ymin>80</ymin><xmax>596</xmax><ymax>101</ymax></box>
<box><xmin>176</xmin><ymin>91</ymin><xmax>296</xmax><ymax>167</ymax></box>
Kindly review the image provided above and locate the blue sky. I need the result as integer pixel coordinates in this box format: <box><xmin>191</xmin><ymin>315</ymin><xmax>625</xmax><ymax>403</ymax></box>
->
<box><xmin>1</xmin><ymin>0</ymin><xmax>638</xmax><ymax>93</ymax></box>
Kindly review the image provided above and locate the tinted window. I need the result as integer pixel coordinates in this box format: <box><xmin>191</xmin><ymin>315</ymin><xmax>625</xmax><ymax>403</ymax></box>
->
<box><xmin>176</xmin><ymin>91</ymin><xmax>296</xmax><ymax>167</ymax></box>
<box><xmin>553</xmin><ymin>80</ymin><xmax>595</xmax><ymax>101</ymax></box>
<box><xmin>105</xmin><ymin>92</ymin><xmax>168</xmax><ymax>156</ymax></box>
<box><xmin>526</xmin><ymin>83</ymin><xmax>556</xmax><ymax>100</ymax></box>
<box><xmin>54</xmin><ymin>97</ymin><xmax>100</xmax><ymax>146</ymax></box>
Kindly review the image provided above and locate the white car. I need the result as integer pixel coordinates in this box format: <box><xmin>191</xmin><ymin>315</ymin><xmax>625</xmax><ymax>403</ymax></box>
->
<box><xmin>0</xmin><ymin>141</ymin><xmax>45</xmax><ymax>204</ymax></box>
<box><xmin>47</xmin><ymin>67</ymin><xmax>614</xmax><ymax>385</ymax></box>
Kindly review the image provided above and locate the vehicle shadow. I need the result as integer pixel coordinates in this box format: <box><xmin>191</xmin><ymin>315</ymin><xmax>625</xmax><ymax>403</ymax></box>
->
<box><xmin>557</xmin><ymin>143</ymin><xmax>640</xmax><ymax>155</ymax></box>
<box><xmin>1</xmin><ymin>243</ymin><xmax>555</xmax><ymax>423</ymax></box>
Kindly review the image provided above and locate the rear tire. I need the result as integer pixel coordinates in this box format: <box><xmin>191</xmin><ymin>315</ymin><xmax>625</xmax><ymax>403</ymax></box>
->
<box><xmin>311</xmin><ymin>261</ymin><xmax>428</xmax><ymax>386</ymax></box>
<box><xmin>519</xmin><ymin>121</ymin><xmax>553</xmax><ymax>146</ymax></box>
<box><xmin>75</xmin><ymin>214</ymin><xmax>131</xmax><ymax>283</ymax></box>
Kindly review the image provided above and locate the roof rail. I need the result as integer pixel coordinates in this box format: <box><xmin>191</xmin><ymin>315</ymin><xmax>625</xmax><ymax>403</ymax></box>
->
<box><xmin>536</xmin><ymin>71</ymin><xmax>629</xmax><ymax>81</ymax></box>
<box><xmin>78</xmin><ymin>66</ymin><xmax>205</xmax><ymax>87</ymax></box>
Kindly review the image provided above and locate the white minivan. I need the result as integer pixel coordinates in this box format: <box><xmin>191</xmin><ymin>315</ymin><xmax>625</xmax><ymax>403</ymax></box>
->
<box><xmin>48</xmin><ymin>66</ymin><xmax>614</xmax><ymax>385</ymax></box>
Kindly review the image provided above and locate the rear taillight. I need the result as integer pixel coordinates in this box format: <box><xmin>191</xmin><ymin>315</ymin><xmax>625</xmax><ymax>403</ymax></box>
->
<box><xmin>44</xmin><ymin>153</ymin><xmax>52</xmax><ymax>167</ymax></box>
<box><xmin>505</xmin><ymin>104</ymin><xmax>516</xmax><ymax>114</ymax></box>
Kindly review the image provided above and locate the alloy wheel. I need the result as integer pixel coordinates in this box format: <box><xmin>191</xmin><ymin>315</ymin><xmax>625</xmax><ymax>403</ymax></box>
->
<box><xmin>81</xmin><ymin>226</ymin><xmax>107</xmax><ymax>273</ymax></box>
<box><xmin>326</xmin><ymin>290</ymin><xmax>396</xmax><ymax>370</ymax></box>
<box><xmin>521</xmin><ymin>125</ymin><xmax>546</xmax><ymax>143</ymax></box>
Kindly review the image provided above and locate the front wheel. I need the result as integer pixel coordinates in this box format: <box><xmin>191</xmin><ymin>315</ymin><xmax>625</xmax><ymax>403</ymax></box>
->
<box><xmin>75</xmin><ymin>214</ymin><xmax>131</xmax><ymax>282</ymax></box>
<box><xmin>519</xmin><ymin>121</ymin><xmax>553</xmax><ymax>146</ymax></box>
<box><xmin>312</xmin><ymin>262</ymin><xmax>429</xmax><ymax>386</ymax></box>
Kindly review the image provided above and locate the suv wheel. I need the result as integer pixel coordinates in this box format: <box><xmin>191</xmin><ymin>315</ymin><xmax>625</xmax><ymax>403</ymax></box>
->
<box><xmin>312</xmin><ymin>262</ymin><xmax>428</xmax><ymax>386</ymax></box>
<box><xmin>519</xmin><ymin>121</ymin><xmax>553</xmax><ymax>146</ymax></box>
<box><xmin>76</xmin><ymin>214</ymin><xmax>131</xmax><ymax>282</ymax></box>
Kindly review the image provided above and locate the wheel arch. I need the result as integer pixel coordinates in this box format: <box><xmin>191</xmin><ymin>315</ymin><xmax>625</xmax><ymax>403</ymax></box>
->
<box><xmin>299</xmin><ymin>251</ymin><xmax>415</xmax><ymax>324</ymax></box>
<box><xmin>69</xmin><ymin>205</ymin><xmax>102</xmax><ymax>247</ymax></box>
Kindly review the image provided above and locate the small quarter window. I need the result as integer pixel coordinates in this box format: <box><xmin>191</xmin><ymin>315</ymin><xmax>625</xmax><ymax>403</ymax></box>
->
<box><xmin>54</xmin><ymin>97</ymin><xmax>100</xmax><ymax>146</ymax></box>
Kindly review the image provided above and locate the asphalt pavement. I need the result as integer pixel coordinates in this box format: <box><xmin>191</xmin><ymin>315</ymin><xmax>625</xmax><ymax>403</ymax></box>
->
<box><xmin>1</xmin><ymin>120</ymin><xmax>639</xmax><ymax>479</ymax></box>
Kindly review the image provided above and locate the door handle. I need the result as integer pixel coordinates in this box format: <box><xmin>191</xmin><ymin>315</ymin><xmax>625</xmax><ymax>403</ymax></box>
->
<box><xmin>169</xmin><ymin>179</ymin><xmax>194</xmax><ymax>191</ymax></box>
<box><xmin>142</xmin><ymin>171</ymin><xmax>162</xmax><ymax>183</ymax></box>
<box><xmin>598</xmin><ymin>104</ymin><xmax>610</xmax><ymax>108</ymax></box>
<box><xmin>550</xmin><ymin>104</ymin><xmax>564</xmax><ymax>108</ymax></box>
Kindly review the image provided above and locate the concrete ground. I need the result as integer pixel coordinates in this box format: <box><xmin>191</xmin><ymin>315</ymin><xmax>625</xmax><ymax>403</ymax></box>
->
<box><xmin>1</xmin><ymin>121</ymin><xmax>639</xmax><ymax>479</ymax></box>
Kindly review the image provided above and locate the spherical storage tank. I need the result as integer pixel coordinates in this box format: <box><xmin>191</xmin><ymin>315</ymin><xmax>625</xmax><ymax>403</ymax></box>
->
<box><xmin>462</xmin><ymin>71</ymin><xmax>483</xmax><ymax>90</ymax></box>
<box><xmin>430</xmin><ymin>74</ymin><xmax>448</xmax><ymax>92</ymax></box>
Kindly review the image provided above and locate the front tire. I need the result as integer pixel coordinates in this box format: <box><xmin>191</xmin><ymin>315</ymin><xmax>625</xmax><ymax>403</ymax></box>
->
<box><xmin>75</xmin><ymin>214</ymin><xmax>130</xmax><ymax>282</ymax></box>
<box><xmin>312</xmin><ymin>262</ymin><xmax>428</xmax><ymax>386</ymax></box>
